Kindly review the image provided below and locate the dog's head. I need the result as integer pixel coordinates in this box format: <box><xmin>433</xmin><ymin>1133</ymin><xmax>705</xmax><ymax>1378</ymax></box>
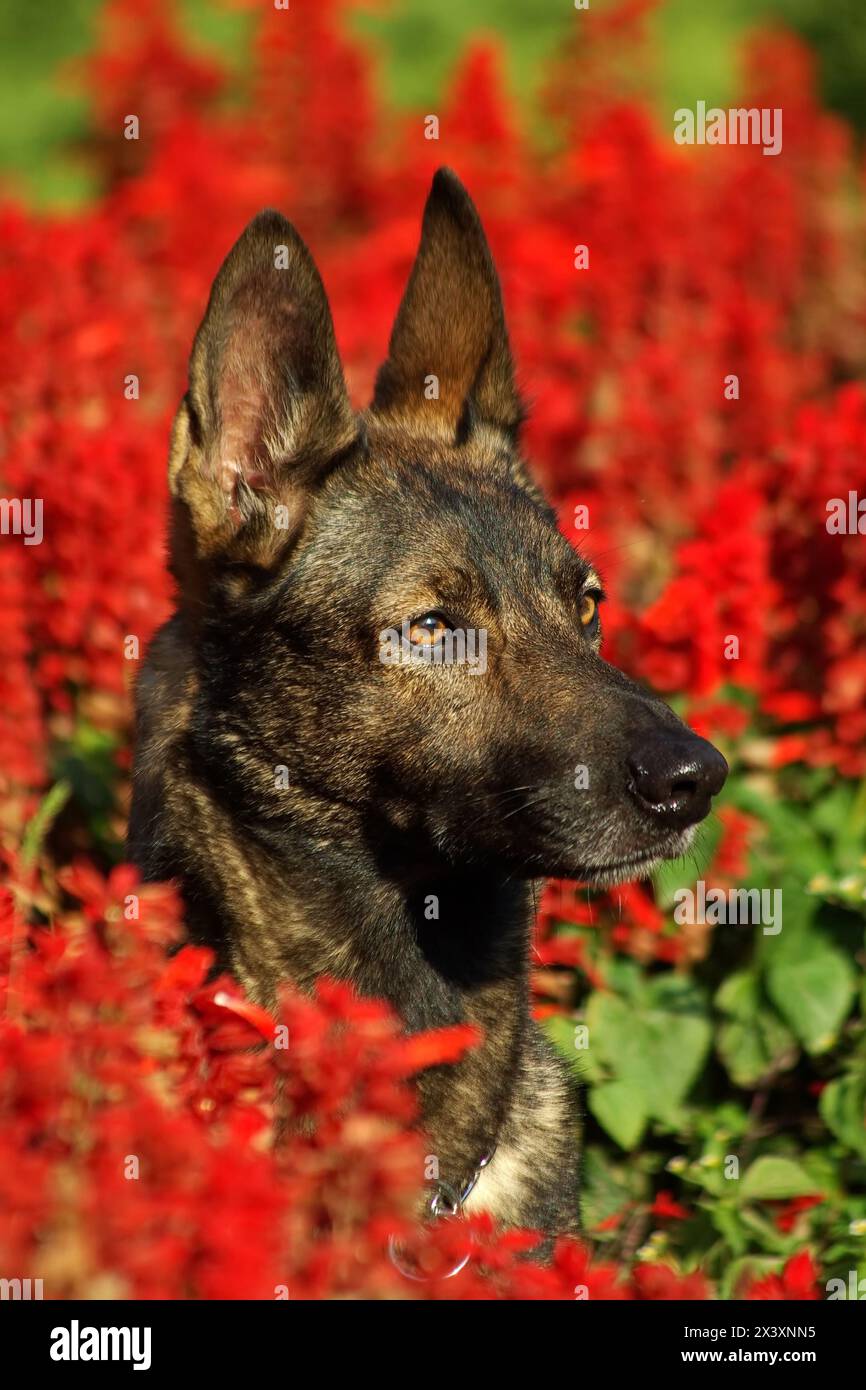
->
<box><xmin>167</xmin><ymin>168</ymin><xmax>726</xmax><ymax>885</ymax></box>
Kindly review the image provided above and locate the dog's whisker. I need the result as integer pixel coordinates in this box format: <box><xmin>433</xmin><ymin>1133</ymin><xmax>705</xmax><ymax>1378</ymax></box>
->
<box><xmin>463</xmin><ymin>783</ymin><xmax>541</xmax><ymax>806</ymax></box>
<box><xmin>499</xmin><ymin>794</ymin><xmax>547</xmax><ymax>823</ymax></box>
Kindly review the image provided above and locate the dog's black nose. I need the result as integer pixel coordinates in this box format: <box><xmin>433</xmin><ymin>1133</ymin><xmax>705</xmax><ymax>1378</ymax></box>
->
<box><xmin>627</xmin><ymin>733</ymin><xmax>728</xmax><ymax>828</ymax></box>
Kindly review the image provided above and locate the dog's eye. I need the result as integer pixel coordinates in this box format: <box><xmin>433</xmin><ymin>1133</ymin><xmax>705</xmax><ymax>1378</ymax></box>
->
<box><xmin>408</xmin><ymin>612</ymin><xmax>451</xmax><ymax>646</ymax></box>
<box><xmin>579</xmin><ymin>591</ymin><xmax>601</xmax><ymax>632</ymax></box>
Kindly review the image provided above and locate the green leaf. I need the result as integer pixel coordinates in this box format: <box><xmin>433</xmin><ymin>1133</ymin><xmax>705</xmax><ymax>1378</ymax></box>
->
<box><xmin>21</xmin><ymin>779</ymin><xmax>71</xmax><ymax>865</ymax></box>
<box><xmin>717</xmin><ymin>1013</ymin><xmax>798</xmax><ymax>1088</ymax></box>
<box><xmin>820</xmin><ymin>1075</ymin><xmax>866</xmax><ymax>1159</ymax></box>
<box><xmin>585</xmin><ymin>977</ymin><xmax>711</xmax><ymax>1126</ymax></box>
<box><xmin>715</xmin><ymin>975</ymin><xmax>798</xmax><ymax>1087</ymax></box>
<box><xmin>716</xmin><ymin>970</ymin><xmax>761</xmax><ymax>1020</ymax></box>
<box><xmin>766</xmin><ymin>934</ymin><xmax>856</xmax><ymax>1054</ymax></box>
<box><xmin>755</xmin><ymin>877</ymin><xmax>817</xmax><ymax>966</ymax></box>
<box><xmin>588</xmin><ymin>1080</ymin><xmax>648</xmax><ymax>1151</ymax></box>
<box><xmin>542</xmin><ymin>1015</ymin><xmax>602</xmax><ymax>1083</ymax></box>
<box><xmin>739</xmin><ymin>1156</ymin><xmax>821</xmax><ymax>1202</ymax></box>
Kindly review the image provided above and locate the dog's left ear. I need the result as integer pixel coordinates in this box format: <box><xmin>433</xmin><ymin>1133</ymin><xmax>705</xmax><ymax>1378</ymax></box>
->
<box><xmin>168</xmin><ymin>209</ymin><xmax>356</xmax><ymax>597</ymax></box>
<box><xmin>371</xmin><ymin>168</ymin><xmax>523</xmax><ymax>441</ymax></box>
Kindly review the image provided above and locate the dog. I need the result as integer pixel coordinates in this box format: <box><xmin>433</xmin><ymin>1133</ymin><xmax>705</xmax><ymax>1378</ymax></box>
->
<box><xmin>129</xmin><ymin>167</ymin><xmax>728</xmax><ymax>1237</ymax></box>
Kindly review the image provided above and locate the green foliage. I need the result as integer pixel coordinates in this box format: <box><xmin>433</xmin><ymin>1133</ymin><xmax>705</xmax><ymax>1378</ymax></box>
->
<box><xmin>715</xmin><ymin>971</ymin><xmax>798</xmax><ymax>1087</ymax></box>
<box><xmin>547</xmin><ymin>763</ymin><xmax>866</xmax><ymax>1283</ymax></box>
<box><xmin>50</xmin><ymin>720</ymin><xmax>124</xmax><ymax>861</ymax></box>
<box><xmin>583</xmin><ymin>973</ymin><xmax>712</xmax><ymax>1147</ymax></box>
<box><xmin>0</xmin><ymin>0</ymin><xmax>252</xmax><ymax>207</ymax></box>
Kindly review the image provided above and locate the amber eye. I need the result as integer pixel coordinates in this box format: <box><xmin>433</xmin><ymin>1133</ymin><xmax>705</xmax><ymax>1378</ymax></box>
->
<box><xmin>579</xmin><ymin>591</ymin><xmax>600</xmax><ymax>631</ymax></box>
<box><xmin>407</xmin><ymin>612</ymin><xmax>451</xmax><ymax>646</ymax></box>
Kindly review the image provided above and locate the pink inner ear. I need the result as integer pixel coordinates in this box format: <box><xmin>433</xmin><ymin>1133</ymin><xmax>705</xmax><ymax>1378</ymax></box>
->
<box><xmin>211</xmin><ymin>316</ymin><xmax>274</xmax><ymax>500</ymax></box>
<box><xmin>214</xmin><ymin>457</ymin><xmax>268</xmax><ymax>497</ymax></box>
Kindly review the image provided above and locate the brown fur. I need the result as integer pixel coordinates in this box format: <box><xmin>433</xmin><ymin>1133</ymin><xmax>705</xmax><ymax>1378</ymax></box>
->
<box><xmin>129</xmin><ymin>169</ymin><xmax>726</xmax><ymax>1235</ymax></box>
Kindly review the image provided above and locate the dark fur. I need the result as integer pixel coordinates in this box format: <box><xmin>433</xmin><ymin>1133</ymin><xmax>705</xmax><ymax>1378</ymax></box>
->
<box><xmin>129</xmin><ymin>169</ymin><xmax>726</xmax><ymax>1234</ymax></box>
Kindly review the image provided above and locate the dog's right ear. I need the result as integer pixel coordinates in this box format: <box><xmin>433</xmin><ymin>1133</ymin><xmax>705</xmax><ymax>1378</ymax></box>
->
<box><xmin>371</xmin><ymin>168</ymin><xmax>523</xmax><ymax>443</ymax></box>
<box><xmin>169</xmin><ymin>210</ymin><xmax>356</xmax><ymax>599</ymax></box>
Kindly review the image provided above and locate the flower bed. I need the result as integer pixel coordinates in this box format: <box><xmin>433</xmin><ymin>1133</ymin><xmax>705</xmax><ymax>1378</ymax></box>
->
<box><xmin>1</xmin><ymin>0</ymin><xmax>864</xmax><ymax>1299</ymax></box>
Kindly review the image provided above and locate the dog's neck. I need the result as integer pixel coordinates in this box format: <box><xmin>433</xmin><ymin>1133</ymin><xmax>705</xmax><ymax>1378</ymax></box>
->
<box><xmin>204</xmin><ymin>791</ymin><xmax>534</xmax><ymax>1026</ymax></box>
<box><xmin>177</xmin><ymin>782</ymin><xmax>534</xmax><ymax>1183</ymax></box>
<box><xmin>129</xmin><ymin>616</ymin><xmax>538</xmax><ymax>1187</ymax></box>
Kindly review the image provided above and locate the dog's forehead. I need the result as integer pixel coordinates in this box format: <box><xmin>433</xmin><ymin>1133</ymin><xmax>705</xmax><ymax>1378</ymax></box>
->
<box><xmin>317</xmin><ymin>426</ymin><xmax>595</xmax><ymax>604</ymax></box>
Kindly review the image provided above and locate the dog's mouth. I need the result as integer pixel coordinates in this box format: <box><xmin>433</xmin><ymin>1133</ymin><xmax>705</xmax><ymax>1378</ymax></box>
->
<box><xmin>569</xmin><ymin>826</ymin><xmax>697</xmax><ymax>889</ymax></box>
<box><xmin>579</xmin><ymin>851</ymin><xmax>666</xmax><ymax>888</ymax></box>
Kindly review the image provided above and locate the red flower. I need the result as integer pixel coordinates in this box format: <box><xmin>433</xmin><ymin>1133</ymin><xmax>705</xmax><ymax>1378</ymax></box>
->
<box><xmin>632</xmin><ymin>1264</ymin><xmax>712</xmax><ymax>1300</ymax></box>
<box><xmin>0</xmin><ymin>0</ymin><xmax>861</xmax><ymax>1301</ymax></box>
<box><xmin>773</xmin><ymin>1195</ymin><xmax>825</xmax><ymax>1234</ymax></box>
<box><xmin>741</xmin><ymin>1251</ymin><xmax>822</xmax><ymax>1300</ymax></box>
<box><xmin>650</xmin><ymin>1190</ymin><xmax>691</xmax><ymax>1221</ymax></box>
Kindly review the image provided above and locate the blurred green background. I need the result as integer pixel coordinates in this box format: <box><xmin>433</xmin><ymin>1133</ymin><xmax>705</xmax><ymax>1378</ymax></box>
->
<box><xmin>2</xmin><ymin>0</ymin><xmax>866</xmax><ymax>208</ymax></box>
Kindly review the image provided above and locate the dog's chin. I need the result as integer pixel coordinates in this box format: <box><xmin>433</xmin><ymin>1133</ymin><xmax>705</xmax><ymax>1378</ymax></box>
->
<box><xmin>556</xmin><ymin>826</ymin><xmax>698</xmax><ymax>888</ymax></box>
<box><xmin>579</xmin><ymin>853</ymin><xmax>666</xmax><ymax>889</ymax></box>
